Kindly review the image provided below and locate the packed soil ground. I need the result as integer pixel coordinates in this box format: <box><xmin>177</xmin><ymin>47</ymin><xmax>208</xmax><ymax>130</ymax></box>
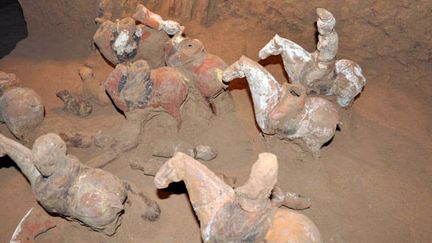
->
<box><xmin>0</xmin><ymin>2</ymin><xmax>431</xmax><ymax>243</ymax></box>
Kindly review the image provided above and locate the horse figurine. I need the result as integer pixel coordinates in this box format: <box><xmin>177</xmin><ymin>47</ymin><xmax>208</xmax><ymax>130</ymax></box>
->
<box><xmin>223</xmin><ymin>56</ymin><xmax>339</xmax><ymax>155</ymax></box>
<box><xmin>155</xmin><ymin>152</ymin><xmax>322</xmax><ymax>242</ymax></box>
<box><xmin>258</xmin><ymin>8</ymin><xmax>366</xmax><ymax>107</ymax></box>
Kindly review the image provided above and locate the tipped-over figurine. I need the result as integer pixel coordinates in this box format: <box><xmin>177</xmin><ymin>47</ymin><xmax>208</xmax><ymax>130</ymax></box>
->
<box><xmin>0</xmin><ymin>133</ymin><xmax>127</xmax><ymax>235</ymax></box>
<box><xmin>258</xmin><ymin>8</ymin><xmax>366</xmax><ymax>107</ymax></box>
<box><xmin>0</xmin><ymin>71</ymin><xmax>44</xmax><ymax>139</ymax></box>
<box><xmin>165</xmin><ymin>35</ymin><xmax>227</xmax><ymax>99</ymax></box>
<box><xmin>155</xmin><ymin>152</ymin><xmax>322</xmax><ymax>242</ymax></box>
<box><xmin>223</xmin><ymin>56</ymin><xmax>339</xmax><ymax>155</ymax></box>
<box><xmin>165</xmin><ymin>34</ymin><xmax>231</xmax><ymax>113</ymax></box>
<box><xmin>104</xmin><ymin>60</ymin><xmax>189</xmax><ymax>123</ymax></box>
<box><xmin>93</xmin><ymin>4</ymin><xmax>183</xmax><ymax>68</ymax></box>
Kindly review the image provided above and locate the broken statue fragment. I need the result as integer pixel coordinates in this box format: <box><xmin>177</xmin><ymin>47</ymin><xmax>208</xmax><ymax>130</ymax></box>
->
<box><xmin>155</xmin><ymin>152</ymin><xmax>322</xmax><ymax>243</ymax></box>
<box><xmin>0</xmin><ymin>133</ymin><xmax>127</xmax><ymax>235</ymax></box>
<box><xmin>223</xmin><ymin>56</ymin><xmax>339</xmax><ymax>154</ymax></box>
<box><xmin>258</xmin><ymin>8</ymin><xmax>366</xmax><ymax>107</ymax></box>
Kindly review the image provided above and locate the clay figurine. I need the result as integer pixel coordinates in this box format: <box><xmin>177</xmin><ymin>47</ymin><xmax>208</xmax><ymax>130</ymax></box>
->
<box><xmin>79</xmin><ymin>66</ymin><xmax>111</xmax><ymax>107</ymax></box>
<box><xmin>223</xmin><ymin>56</ymin><xmax>339</xmax><ymax>154</ymax></box>
<box><xmin>0</xmin><ymin>71</ymin><xmax>44</xmax><ymax>139</ymax></box>
<box><xmin>258</xmin><ymin>8</ymin><xmax>366</xmax><ymax>107</ymax></box>
<box><xmin>93</xmin><ymin>4</ymin><xmax>183</xmax><ymax>68</ymax></box>
<box><xmin>0</xmin><ymin>133</ymin><xmax>127</xmax><ymax>235</ymax></box>
<box><xmin>165</xmin><ymin>34</ymin><xmax>230</xmax><ymax>112</ymax></box>
<box><xmin>56</xmin><ymin>90</ymin><xmax>93</xmax><ymax>117</ymax></box>
<box><xmin>104</xmin><ymin>59</ymin><xmax>189</xmax><ymax>123</ymax></box>
<box><xmin>155</xmin><ymin>152</ymin><xmax>322</xmax><ymax>242</ymax></box>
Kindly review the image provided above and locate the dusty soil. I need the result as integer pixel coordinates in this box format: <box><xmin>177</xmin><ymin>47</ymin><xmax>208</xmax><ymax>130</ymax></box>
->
<box><xmin>0</xmin><ymin>1</ymin><xmax>431</xmax><ymax>242</ymax></box>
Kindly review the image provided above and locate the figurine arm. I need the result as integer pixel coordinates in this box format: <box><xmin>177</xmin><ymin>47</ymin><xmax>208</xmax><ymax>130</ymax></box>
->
<box><xmin>0</xmin><ymin>134</ymin><xmax>40</xmax><ymax>184</ymax></box>
<box><xmin>133</xmin><ymin>4</ymin><xmax>184</xmax><ymax>35</ymax></box>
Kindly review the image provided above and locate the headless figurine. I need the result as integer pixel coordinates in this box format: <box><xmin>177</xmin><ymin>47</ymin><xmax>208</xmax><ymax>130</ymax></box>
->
<box><xmin>94</xmin><ymin>4</ymin><xmax>183</xmax><ymax>68</ymax></box>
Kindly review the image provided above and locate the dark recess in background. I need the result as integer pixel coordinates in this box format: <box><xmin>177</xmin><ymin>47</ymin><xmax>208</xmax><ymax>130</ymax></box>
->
<box><xmin>0</xmin><ymin>0</ymin><xmax>27</xmax><ymax>59</ymax></box>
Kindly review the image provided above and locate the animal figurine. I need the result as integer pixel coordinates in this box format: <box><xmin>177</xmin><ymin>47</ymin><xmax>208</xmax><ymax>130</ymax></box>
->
<box><xmin>0</xmin><ymin>71</ymin><xmax>44</xmax><ymax>139</ymax></box>
<box><xmin>104</xmin><ymin>60</ymin><xmax>189</xmax><ymax>123</ymax></box>
<box><xmin>79</xmin><ymin>66</ymin><xmax>111</xmax><ymax>106</ymax></box>
<box><xmin>223</xmin><ymin>56</ymin><xmax>339</xmax><ymax>155</ymax></box>
<box><xmin>0</xmin><ymin>133</ymin><xmax>127</xmax><ymax>235</ymax></box>
<box><xmin>165</xmin><ymin>34</ymin><xmax>230</xmax><ymax>112</ymax></box>
<box><xmin>93</xmin><ymin>4</ymin><xmax>183</xmax><ymax>68</ymax></box>
<box><xmin>155</xmin><ymin>152</ymin><xmax>322</xmax><ymax>242</ymax></box>
<box><xmin>258</xmin><ymin>8</ymin><xmax>366</xmax><ymax>107</ymax></box>
<box><xmin>56</xmin><ymin>90</ymin><xmax>93</xmax><ymax>117</ymax></box>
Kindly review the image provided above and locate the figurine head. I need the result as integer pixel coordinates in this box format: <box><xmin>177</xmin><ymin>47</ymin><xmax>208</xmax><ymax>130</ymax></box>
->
<box><xmin>32</xmin><ymin>133</ymin><xmax>67</xmax><ymax>177</ymax></box>
<box><xmin>316</xmin><ymin>8</ymin><xmax>336</xmax><ymax>35</ymax></box>
<box><xmin>154</xmin><ymin>152</ymin><xmax>188</xmax><ymax>189</ymax></box>
<box><xmin>165</xmin><ymin>37</ymin><xmax>206</xmax><ymax>69</ymax></box>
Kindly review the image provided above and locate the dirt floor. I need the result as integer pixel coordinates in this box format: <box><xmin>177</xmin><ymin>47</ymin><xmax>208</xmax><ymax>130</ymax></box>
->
<box><xmin>0</xmin><ymin>1</ymin><xmax>431</xmax><ymax>243</ymax></box>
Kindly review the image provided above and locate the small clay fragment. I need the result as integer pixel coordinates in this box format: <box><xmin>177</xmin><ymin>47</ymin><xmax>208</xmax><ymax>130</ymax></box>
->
<box><xmin>130</xmin><ymin>158</ymin><xmax>165</xmax><ymax>176</ymax></box>
<box><xmin>10</xmin><ymin>207</ymin><xmax>56</xmax><ymax>243</ymax></box>
<box><xmin>56</xmin><ymin>90</ymin><xmax>93</xmax><ymax>117</ymax></box>
<box><xmin>93</xmin><ymin>132</ymin><xmax>117</xmax><ymax>149</ymax></box>
<box><xmin>223</xmin><ymin>56</ymin><xmax>339</xmax><ymax>155</ymax></box>
<box><xmin>155</xmin><ymin>152</ymin><xmax>322</xmax><ymax>242</ymax></box>
<box><xmin>151</xmin><ymin>139</ymin><xmax>217</xmax><ymax>161</ymax></box>
<box><xmin>271</xmin><ymin>186</ymin><xmax>312</xmax><ymax>210</ymax></box>
<box><xmin>59</xmin><ymin>131</ymin><xmax>93</xmax><ymax>148</ymax></box>
<box><xmin>193</xmin><ymin>145</ymin><xmax>218</xmax><ymax>161</ymax></box>
<box><xmin>0</xmin><ymin>133</ymin><xmax>127</xmax><ymax>235</ymax></box>
<box><xmin>125</xmin><ymin>182</ymin><xmax>161</xmax><ymax>222</ymax></box>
